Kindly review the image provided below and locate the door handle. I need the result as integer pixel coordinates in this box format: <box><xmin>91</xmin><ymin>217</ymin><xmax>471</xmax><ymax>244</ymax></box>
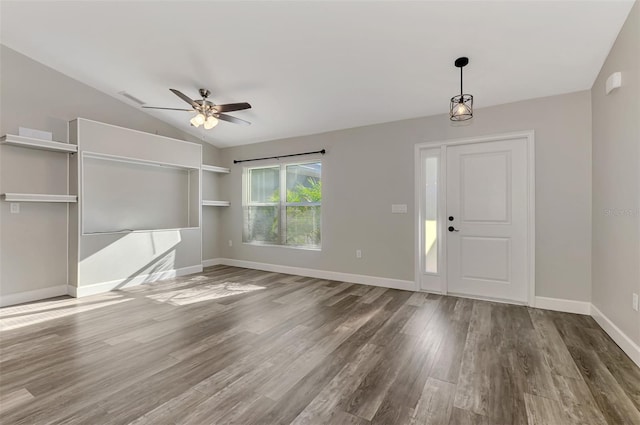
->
<box><xmin>448</xmin><ymin>226</ymin><xmax>460</xmax><ymax>232</ymax></box>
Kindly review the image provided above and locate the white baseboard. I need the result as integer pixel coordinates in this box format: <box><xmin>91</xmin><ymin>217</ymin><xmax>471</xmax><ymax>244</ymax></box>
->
<box><xmin>68</xmin><ymin>264</ymin><xmax>203</xmax><ymax>298</ymax></box>
<box><xmin>202</xmin><ymin>258</ymin><xmax>225</xmax><ymax>267</ymax></box>
<box><xmin>534</xmin><ymin>296</ymin><xmax>591</xmax><ymax>315</ymax></box>
<box><xmin>591</xmin><ymin>304</ymin><xmax>640</xmax><ymax>368</ymax></box>
<box><xmin>0</xmin><ymin>285</ymin><xmax>68</xmax><ymax>307</ymax></box>
<box><xmin>204</xmin><ymin>258</ymin><xmax>416</xmax><ymax>292</ymax></box>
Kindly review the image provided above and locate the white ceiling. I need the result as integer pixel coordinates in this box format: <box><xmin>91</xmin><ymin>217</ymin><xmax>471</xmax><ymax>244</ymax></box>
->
<box><xmin>1</xmin><ymin>1</ymin><xmax>634</xmax><ymax>148</ymax></box>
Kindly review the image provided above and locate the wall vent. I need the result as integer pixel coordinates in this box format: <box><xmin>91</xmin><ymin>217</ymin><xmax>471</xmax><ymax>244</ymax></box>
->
<box><xmin>118</xmin><ymin>91</ymin><xmax>146</xmax><ymax>105</ymax></box>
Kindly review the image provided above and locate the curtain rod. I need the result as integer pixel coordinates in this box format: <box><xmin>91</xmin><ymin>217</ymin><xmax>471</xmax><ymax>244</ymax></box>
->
<box><xmin>233</xmin><ymin>149</ymin><xmax>326</xmax><ymax>164</ymax></box>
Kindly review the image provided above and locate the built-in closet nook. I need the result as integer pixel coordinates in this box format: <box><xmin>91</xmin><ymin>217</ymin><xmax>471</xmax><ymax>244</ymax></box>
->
<box><xmin>1</xmin><ymin>118</ymin><xmax>229</xmax><ymax>304</ymax></box>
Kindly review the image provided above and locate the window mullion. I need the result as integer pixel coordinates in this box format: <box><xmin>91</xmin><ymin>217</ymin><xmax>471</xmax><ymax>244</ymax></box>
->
<box><xmin>280</xmin><ymin>164</ymin><xmax>286</xmax><ymax>245</ymax></box>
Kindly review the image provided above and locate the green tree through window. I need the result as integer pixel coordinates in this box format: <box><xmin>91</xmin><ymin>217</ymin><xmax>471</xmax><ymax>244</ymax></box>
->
<box><xmin>244</xmin><ymin>162</ymin><xmax>321</xmax><ymax>248</ymax></box>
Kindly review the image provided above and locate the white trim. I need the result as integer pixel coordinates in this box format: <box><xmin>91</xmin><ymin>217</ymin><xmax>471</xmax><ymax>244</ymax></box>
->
<box><xmin>241</xmin><ymin>241</ymin><xmax>321</xmax><ymax>252</ymax></box>
<box><xmin>527</xmin><ymin>133</ymin><xmax>536</xmax><ymax>306</ymax></box>
<box><xmin>82</xmin><ymin>227</ymin><xmax>200</xmax><ymax>236</ymax></box>
<box><xmin>439</xmin><ymin>144</ymin><xmax>448</xmax><ymax>294</ymax></box>
<box><xmin>415</xmin><ymin>130</ymin><xmax>537</xmax><ymax>149</ymax></box>
<box><xmin>201</xmin><ymin>164</ymin><xmax>230</xmax><ymax>173</ymax></box>
<box><xmin>0</xmin><ymin>285</ymin><xmax>68</xmax><ymax>307</ymax></box>
<box><xmin>68</xmin><ymin>265</ymin><xmax>203</xmax><ymax>298</ymax></box>
<box><xmin>202</xmin><ymin>258</ymin><xmax>225</xmax><ymax>267</ymax></box>
<box><xmin>82</xmin><ymin>151</ymin><xmax>199</xmax><ymax>171</ymax></box>
<box><xmin>414</xmin><ymin>144</ymin><xmax>422</xmax><ymax>291</ymax></box>
<box><xmin>591</xmin><ymin>304</ymin><xmax>640</xmax><ymax>368</ymax></box>
<box><xmin>414</xmin><ymin>130</ymin><xmax>536</xmax><ymax>306</ymax></box>
<box><xmin>534</xmin><ymin>296</ymin><xmax>591</xmax><ymax>315</ymax></box>
<box><xmin>202</xmin><ymin>200</ymin><xmax>230</xmax><ymax>207</ymax></box>
<box><xmin>212</xmin><ymin>258</ymin><xmax>415</xmax><ymax>291</ymax></box>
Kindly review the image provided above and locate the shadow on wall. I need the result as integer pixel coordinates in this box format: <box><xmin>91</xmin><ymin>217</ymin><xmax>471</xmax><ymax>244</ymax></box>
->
<box><xmin>79</xmin><ymin>231</ymin><xmax>182</xmax><ymax>287</ymax></box>
<box><xmin>113</xmin><ymin>245</ymin><xmax>180</xmax><ymax>291</ymax></box>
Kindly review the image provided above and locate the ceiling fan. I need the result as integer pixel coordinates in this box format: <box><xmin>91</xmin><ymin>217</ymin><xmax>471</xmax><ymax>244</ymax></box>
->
<box><xmin>143</xmin><ymin>88</ymin><xmax>251</xmax><ymax>129</ymax></box>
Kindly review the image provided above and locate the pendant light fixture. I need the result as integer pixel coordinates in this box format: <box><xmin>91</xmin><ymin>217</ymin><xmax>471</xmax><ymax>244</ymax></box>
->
<box><xmin>450</xmin><ymin>57</ymin><xmax>473</xmax><ymax>121</ymax></box>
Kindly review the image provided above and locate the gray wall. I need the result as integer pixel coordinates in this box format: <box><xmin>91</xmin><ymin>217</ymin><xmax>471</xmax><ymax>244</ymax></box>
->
<box><xmin>218</xmin><ymin>90</ymin><xmax>593</xmax><ymax>302</ymax></box>
<box><xmin>0</xmin><ymin>45</ymin><xmax>222</xmax><ymax>297</ymax></box>
<box><xmin>0</xmin><ymin>43</ymin><xmax>597</xmax><ymax>306</ymax></box>
<box><xmin>591</xmin><ymin>1</ymin><xmax>640</xmax><ymax>346</ymax></box>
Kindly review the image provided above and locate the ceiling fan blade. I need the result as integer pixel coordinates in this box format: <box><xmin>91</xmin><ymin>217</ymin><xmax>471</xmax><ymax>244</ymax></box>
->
<box><xmin>213</xmin><ymin>102</ymin><xmax>252</xmax><ymax>113</ymax></box>
<box><xmin>142</xmin><ymin>106</ymin><xmax>193</xmax><ymax>111</ymax></box>
<box><xmin>170</xmin><ymin>89</ymin><xmax>199</xmax><ymax>108</ymax></box>
<box><xmin>214</xmin><ymin>113</ymin><xmax>251</xmax><ymax>126</ymax></box>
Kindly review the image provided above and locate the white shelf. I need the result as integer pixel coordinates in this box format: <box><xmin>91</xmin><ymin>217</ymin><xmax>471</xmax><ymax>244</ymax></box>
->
<box><xmin>83</xmin><ymin>226</ymin><xmax>200</xmax><ymax>236</ymax></box>
<box><xmin>202</xmin><ymin>164</ymin><xmax>230</xmax><ymax>173</ymax></box>
<box><xmin>202</xmin><ymin>200</ymin><xmax>230</xmax><ymax>207</ymax></box>
<box><xmin>2</xmin><ymin>193</ymin><xmax>77</xmax><ymax>203</ymax></box>
<box><xmin>1</xmin><ymin>134</ymin><xmax>77</xmax><ymax>153</ymax></box>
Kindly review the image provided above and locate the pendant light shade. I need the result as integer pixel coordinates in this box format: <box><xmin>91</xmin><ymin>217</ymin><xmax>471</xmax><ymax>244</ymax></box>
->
<box><xmin>450</xmin><ymin>57</ymin><xmax>473</xmax><ymax>121</ymax></box>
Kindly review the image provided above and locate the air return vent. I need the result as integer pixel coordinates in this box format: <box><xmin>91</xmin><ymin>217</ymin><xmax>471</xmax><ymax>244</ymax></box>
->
<box><xmin>118</xmin><ymin>91</ymin><xmax>146</xmax><ymax>105</ymax></box>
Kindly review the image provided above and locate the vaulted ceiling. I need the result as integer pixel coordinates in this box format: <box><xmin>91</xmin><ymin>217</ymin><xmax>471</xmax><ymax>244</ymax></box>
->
<box><xmin>1</xmin><ymin>1</ymin><xmax>634</xmax><ymax>147</ymax></box>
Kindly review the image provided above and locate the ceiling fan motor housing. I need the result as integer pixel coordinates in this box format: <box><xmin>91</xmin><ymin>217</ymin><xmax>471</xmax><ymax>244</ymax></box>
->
<box><xmin>142</xmin><ymin>88</ymin><xmax>252</xmax><ymax>126</ymax></box>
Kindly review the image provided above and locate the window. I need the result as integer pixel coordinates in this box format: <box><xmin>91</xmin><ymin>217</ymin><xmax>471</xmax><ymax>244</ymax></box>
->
<box><xmin>423</xmin><ymin>154</ymin><xmax>438</xmax><ymax>273</ymax></box>
<box><xmin>243</xmin><ymin>161</ymin><xmax>321</xmax><ymax>249</ymax></box>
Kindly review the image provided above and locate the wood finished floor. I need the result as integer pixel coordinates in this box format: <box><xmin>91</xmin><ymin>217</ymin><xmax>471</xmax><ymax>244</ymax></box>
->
<box><xmin>1</xmin><ymin>265</ymin><xmax>639</xmax><ymax>425</ymax></box>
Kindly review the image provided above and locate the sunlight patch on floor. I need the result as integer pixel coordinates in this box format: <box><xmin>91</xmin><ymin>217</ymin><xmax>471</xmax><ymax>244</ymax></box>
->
<box><xmin>146</xmin><ymin>282</ymin><xmax>266</xmax><ymax>306</ymax></box>
<box><xmin>0</xmin><ymin>294</ymin><xmax>132</xmax><ymax>331</ymax></box>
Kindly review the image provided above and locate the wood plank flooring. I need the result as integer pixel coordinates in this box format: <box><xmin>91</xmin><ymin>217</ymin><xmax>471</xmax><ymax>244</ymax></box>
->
<box><xmin>1</xmin><ymin>265</ymin><xmax>639</xmax><ymax>424</ymax></box>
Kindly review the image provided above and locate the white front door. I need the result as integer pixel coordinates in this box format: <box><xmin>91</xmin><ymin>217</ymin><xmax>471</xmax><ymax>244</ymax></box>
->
<box><xmin>445</xmin><ymin>137</ymin><xmax>530</xmax><ymax>303</ymax></box>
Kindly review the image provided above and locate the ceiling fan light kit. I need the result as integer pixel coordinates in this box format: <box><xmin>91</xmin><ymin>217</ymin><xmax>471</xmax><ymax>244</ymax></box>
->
<box><xmin>203</xmin><ymin>115</ymin><xmax>219</xmax><ymax>129</ymax></box>
<box><xmin>450</xmin><ymin>56</ymin><xmax>474</xmax><ymax>121</ymax></box>
<box><xmin>190</xmin><ymin>113</ymin><xmax>206</xmax><ymax>127</ymax></box>
<box><xmin>143</xmin><ymin>88</ymin><xmax>252</xmax><ymax>129</ymax></box>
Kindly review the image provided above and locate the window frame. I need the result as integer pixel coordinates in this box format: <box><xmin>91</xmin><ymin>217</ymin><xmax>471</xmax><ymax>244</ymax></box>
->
<box><xmin>243</xmin><ymin>160</ymin><xmax>322</xmax><ymax>250</ymax></box>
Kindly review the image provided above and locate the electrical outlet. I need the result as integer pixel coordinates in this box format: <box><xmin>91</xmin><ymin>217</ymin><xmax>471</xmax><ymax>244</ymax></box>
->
<box><xmin>356</xmin><ymin>249</ymin><xmax>362</xmax><ymax>259</ymax></box>
<box><xmin>228</xmin><ymin>240</ymin><xmax>233</xmax><ymax>247</ymax></box>
<box><xmin>633</xmin><ymin>293</ymin><xmax>639</xmax><ymax>312</ymax></box>
<box><xmin>10</xmin><ymin>203</ymin><xmax>19</xmax><ymax>214</ymax></box>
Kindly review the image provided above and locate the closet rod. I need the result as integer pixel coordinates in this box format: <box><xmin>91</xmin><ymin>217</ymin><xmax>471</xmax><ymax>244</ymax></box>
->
<box><xmin>233</xmin><ymin>149</ymin><xmax>325</xmax><ymax>164</ymax></box>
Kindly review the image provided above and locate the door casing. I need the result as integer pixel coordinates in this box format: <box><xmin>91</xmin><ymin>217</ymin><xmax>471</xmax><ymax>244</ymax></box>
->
<box><xmin>414</xmin><ymin>130</ymin><xmax>535</xmax><ymax>306</ymax></box>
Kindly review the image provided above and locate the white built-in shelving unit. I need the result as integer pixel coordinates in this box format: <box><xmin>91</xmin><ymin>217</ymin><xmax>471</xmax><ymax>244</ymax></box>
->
<box><xmin>1</xmin><ymin>134</ymin><xmax>77</xmax><ymax>204</ymax></box>
<box><xmin>68</xmin><ymin>118</ymin><xmax>204</xmax><ymax>292</ymax></box>
<box><xmin>202</xmin><ymin>163</ymin><xmax>230</xmax><ymax>207</ymax></box>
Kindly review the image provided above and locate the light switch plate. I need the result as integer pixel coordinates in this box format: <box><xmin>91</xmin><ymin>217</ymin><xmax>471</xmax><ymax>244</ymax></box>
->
<box><xmin>391</xmin><ymin>204</ymin><xmax>407</xmax><ymax>214</ymax></box>
<box><xmin>10</xmin><ymin>203</ymin><xmax>19</xmax><ymax>214</ymax></box>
